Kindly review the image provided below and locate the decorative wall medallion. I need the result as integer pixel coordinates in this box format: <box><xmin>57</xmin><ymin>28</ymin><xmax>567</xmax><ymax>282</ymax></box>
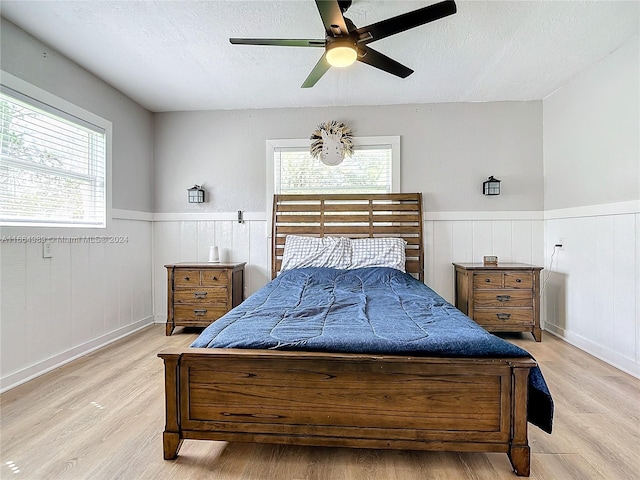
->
<box><xmin>310</xmin><ymin>121</ymin><xmax>353</xmax><ymax>166</ymax></box>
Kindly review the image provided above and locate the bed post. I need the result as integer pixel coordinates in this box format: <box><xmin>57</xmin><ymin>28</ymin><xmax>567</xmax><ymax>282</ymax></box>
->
<box><xmin>158</xmin><ymin>351</ymin><xmax>183</xmax><ymax>460</ymax></box>
<box><xmin>509</xmin><ymin>361</ymin><xmax>532</xmax><ymax>476</ymax></box>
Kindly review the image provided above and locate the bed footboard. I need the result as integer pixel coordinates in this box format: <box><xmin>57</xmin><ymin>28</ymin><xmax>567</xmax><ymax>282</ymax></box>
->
<box><xmin>158</xmin><ymin>349</ymin><xmax>535</xmax><ymax>476</ymax></box>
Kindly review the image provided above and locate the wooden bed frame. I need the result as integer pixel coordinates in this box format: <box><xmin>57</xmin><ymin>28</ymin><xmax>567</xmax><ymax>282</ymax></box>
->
<box><xmin>159</xmin><ymin>193</ymin><xmax>536</xmax><ymax>476</ymax></box>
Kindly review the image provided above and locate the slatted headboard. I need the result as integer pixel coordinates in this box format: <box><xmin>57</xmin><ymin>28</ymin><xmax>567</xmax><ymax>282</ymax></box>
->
<box><xmin>271</xmin><ymin>193</ymin><xmax>424</xmax><ymax>281</ymax></box>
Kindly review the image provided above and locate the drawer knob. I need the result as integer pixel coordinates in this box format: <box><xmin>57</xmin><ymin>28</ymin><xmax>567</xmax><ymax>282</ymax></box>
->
<box><xmin>212</xmin><ymin>276</ymin><xmax>218</xmax><ymax>281</ymax></box>
<box><xmin>496</xmin><ymin>313</ymin><xmax>511</xmax><ymax>320</ymax></box>
<box><xmin>485</xmin><ymin>278</ymin><xmax>491</xmax><ymax>283</ymax></box>
<box><xmin>516</xmin><ymin>278</ymin><xmax>522</xmax><ymax>283</ymax></box>
<box><xmin>194</xmin><ymin>291</ymin><xmax>208</xmax><ymax>298</ymax></box>
<box><xmin>183</xmin><ymin>276</ymin><xmax>190</xmax><ymax>281</ymax></box>
<box><xmin>194</xmin><ymin>309</ymin><xmax>207</xmax><ymax>316</ymax></box>
<box><xmin>496</xmin><ymin>295</ymin><xmax>511</xmax><ymax>302</ymax></box>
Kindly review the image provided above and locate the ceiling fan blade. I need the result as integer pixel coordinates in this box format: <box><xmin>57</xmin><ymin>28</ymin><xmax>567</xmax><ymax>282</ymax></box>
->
<box><xmin>301</xmin><ymin>55</ymin><xmax>331</xmax><ymax>88</ymax></box>
<box><xmin>354</xmin><ymin>0</ymin><xmax>456</xmax><ymax>44</ymax></box>
<box><xmin>357</xmin><ymin>46</ymin><xmax>413</xmax><ymax>78</ymax></box>
<box><xmin>315</xmin><ymin>0</ymin><xmax>349</xmax><ymax>36</ymax></box>
<box><xmin>230</xmin><ymin>38</ymin><xmax>325</xmax><ymax>47</ymax></box>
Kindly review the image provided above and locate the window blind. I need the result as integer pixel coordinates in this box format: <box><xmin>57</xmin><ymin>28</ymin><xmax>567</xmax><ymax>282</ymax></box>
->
<box><xmin>274</xmin><ymin>145</ymin><xmax>393</xmax><ymax>195</ymax></box>
<box><xmin>0</xmin><ymin>85</ymin><xmax>106</xmax><ymax>227</ymax></box>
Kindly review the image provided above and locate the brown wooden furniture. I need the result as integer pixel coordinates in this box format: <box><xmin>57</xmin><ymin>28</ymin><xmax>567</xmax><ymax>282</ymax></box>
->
<box><xmin>165</xmin><ymin>262</ymin><xmax>245</xmax><ymax>336</ymax></box>
<box><xmin>271</xmin><ymin>193</ymin><xmax>424</xmax><ymax>281</ymax></box>
<box><xmin>453</xmin><ymin>263</ymin><xmax>543</xmax><ymax>342</ymax></box>
<box><xmin>159</xmin><ymin>194</ymin><xmax>539</xmax><ymax>476</ymax></box>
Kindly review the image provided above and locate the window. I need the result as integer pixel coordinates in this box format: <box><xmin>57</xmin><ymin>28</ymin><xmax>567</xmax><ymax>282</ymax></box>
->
<box><xmin>0</xmin><ymin>74</ymin><xmax>110</xmax><ymax>227</ymax></box>
<box><xmin>267</xmin><ymin>136</ymin><xmax>400</xmax><ymax>204</ymax></box>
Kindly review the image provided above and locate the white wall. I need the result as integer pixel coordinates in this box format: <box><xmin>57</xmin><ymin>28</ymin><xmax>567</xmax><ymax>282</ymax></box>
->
<box><xmin>542</xmin><ymin>37</ymin><xmax>639</xmax><ymax>377</ymax></box>
<box><xmin>0</xmin><ymin>19</ymin><xmax>156</xmax><ymax>391</ymax></box>
<box><xmin>0</xmin><ymin>19</ymin><xmax>155</xmax><ymax>212</ymax></box>
<box><xmin>1</xmin><ymin>216</ymin><xmax>153</xmax><ymax>389</ymax></box>
<box><xmin>425</xmin><ymin>216</ymin><xmax>544</xmax><ymax>302</ymax></box>
<box><xmin>153</xmin><ymin>102</ymin><xmax>543</xmax><ymax>213</ymax></box>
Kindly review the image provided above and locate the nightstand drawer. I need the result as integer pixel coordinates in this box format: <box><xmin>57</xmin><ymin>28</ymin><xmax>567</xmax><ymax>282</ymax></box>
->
<box><xmin>201</xmin><ymin>270</ymin><xmax>228</xmax><ymax>286</ymax></box>
<box><xmin>473</xmin><ymin>272</ymin><xmax>534</xmax><ymax>290</ymax></box>
<box><xmin>474</xmin><ymin>309</ymin><xmax>533</xmax><ymax>327</ymax></box>
<box><xmin>174</xmin><ymin>270</ymin><xmax>203</xmax><ymax>287</ymax></box>
<box><xmin>504</xmin><ymin>272</ymin><xmax>532</xmax><ymax>289</ymax></box>
<box><xmin>174</xmin><ymin>269</ymin><xmax>229</xmax><ymax>287</ymax></box>
<box><xmin>174</xmin><ymin>288</ymin><xmax>228</xmax><ymax>304</ymax></box>
<box><xmin>174</xmin><ymin>305</ymin><xmax>228</xmax><ymax>321</ymax></box>
<box><xmin>473</xmin><ymin>273</ymin><xmax>503</xmax><ymax>289</ymax></box>
<box><xmin>474</xmin><ymin>290</ymin><xmax>533</xmax><ymax>308</ymax></box>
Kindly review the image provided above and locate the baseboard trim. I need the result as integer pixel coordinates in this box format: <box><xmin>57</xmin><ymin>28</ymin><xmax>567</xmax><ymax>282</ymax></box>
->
<box><xmin>544</xmin><ymin>323</ymin><xmax>640</xmax><ymax>379</ymax></box>
<box><xmin>0</xmin><ymin>316</ymin><xmax>155</xmax><ymax>393</ymax></box>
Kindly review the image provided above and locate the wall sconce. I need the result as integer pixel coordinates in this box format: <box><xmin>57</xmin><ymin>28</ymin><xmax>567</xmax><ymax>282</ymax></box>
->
<box><xmin>188</xmin><ymin>184</ymin><xmax>205</xmax><ymax>203</ymax></box>
<box><xmin>483</xmin><ymin>176</ymin><xmax>501</xmax><ymax>196</ymax></box>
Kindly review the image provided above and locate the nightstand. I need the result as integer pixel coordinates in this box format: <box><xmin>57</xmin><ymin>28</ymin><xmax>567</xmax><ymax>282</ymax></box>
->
<box><xmin>453</xmin><ymin>262</ymin><xmax>543</xmax><ymax>341</ymax></box>
<box><xmin>165</xmin><ymin>262</ymin><xmax>246</xmax><ymax>335</ymax></box>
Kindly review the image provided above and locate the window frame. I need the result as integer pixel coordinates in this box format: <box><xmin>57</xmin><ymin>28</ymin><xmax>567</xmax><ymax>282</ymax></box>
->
<box><xmin>0</xmin><ymin>71</ymin><xmax>112</xmax><ymax>229</ymax></box>
<box><xmin>266</xmin><ymin>135</ymin><xmax>400</xmax><ymax>210</ymax></box>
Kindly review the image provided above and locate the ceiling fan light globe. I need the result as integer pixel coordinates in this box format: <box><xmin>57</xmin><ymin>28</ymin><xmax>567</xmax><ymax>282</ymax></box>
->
<box><xmin>326</xmin><ymin>45</ymin><xmax>357</xmax><ymax>67</ymax></box>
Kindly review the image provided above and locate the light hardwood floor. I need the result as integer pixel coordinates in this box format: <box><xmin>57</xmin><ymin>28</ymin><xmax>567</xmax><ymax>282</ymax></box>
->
<box><xmin>1</xmin><ymin>325</ymin><xmax>638</xmax><ymax>479</ymax></box>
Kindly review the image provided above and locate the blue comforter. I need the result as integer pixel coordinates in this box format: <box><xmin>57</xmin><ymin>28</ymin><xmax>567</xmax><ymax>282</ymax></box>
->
<box><xmin>192</xmin><ymin>267</ymin><xmax>553</xmax><ymax>433</ymax></box>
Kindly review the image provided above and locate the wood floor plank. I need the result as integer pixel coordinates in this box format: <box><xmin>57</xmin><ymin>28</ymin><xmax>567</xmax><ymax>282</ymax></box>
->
<box><xmin>1</xmin><ymin>325</ymin><xmax>639</xmax><ymax>479</ymax></box>
<box><xmin>529</xmin><ymin>453</ymin><xmax>607</xmax><ymax>480</ymax></box>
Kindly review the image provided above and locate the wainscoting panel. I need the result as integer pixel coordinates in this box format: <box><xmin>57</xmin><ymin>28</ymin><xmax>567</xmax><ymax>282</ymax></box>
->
<box><xmin>0</xmin><ymin>217</ymin><xmax>154</xmax><ymax>391</ymax></box>
<box><xmin>544</xmin><ymin>210</ymin><xmax>639</xmax><ymax>377</ymax></box>
<box><xmin>152</xmin><ymin>219</ymin><xmax>270</xmax><ymax>323</ymax></box>
<box><xmin>424</xmin><ymin>218</ymin><xmax>544</xmax><ymax>303</ymax></box>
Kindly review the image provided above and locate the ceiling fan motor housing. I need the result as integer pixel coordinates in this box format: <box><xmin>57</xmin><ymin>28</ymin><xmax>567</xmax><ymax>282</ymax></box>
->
<box><xmin>325</xmin><ymin>37</ymin><xmax>358</xmax><ymax>67</ymax></box>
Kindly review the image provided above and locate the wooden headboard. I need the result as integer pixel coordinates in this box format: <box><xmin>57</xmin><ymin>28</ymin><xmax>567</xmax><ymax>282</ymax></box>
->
<box><xmin>272</xmin><ymin>193</ymin><xmax>424</xmax><ymax>281</ymax></box>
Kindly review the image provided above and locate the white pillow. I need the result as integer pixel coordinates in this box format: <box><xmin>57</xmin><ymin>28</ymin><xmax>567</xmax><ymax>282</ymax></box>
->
<box><xmin>280</xmin><ymin>235</ymin><xmax>351</xmax><ymax>271</ymax></box>
<box><xmin>350</xmin><ymin>237</ymin><xmax>407</xmax><ymax>272</ymax></box>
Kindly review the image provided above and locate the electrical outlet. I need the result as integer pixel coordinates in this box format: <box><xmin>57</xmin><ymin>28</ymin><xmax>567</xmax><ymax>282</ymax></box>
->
<box><xmin>43</xmin><ymin>243</ymin><xmax>53</xmax><ymax>258</ymax></box>
<box><xmin>555</xmin><ymin>238</ymin><xmax>564</xmax><ymax>249</ymax></box>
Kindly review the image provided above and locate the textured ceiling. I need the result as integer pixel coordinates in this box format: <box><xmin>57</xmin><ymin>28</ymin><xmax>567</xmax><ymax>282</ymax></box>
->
<box><xmin>2</xmin><ymin>0</ymin><xmax>638</xmax><ymax>112</ymax></box>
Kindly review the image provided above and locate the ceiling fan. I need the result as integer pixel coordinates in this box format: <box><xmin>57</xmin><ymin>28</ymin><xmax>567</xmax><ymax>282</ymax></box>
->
<box><xmin>229</xmin><ymin>0</ymin><xmax>457</xmax><ymax>88</ymax></box>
